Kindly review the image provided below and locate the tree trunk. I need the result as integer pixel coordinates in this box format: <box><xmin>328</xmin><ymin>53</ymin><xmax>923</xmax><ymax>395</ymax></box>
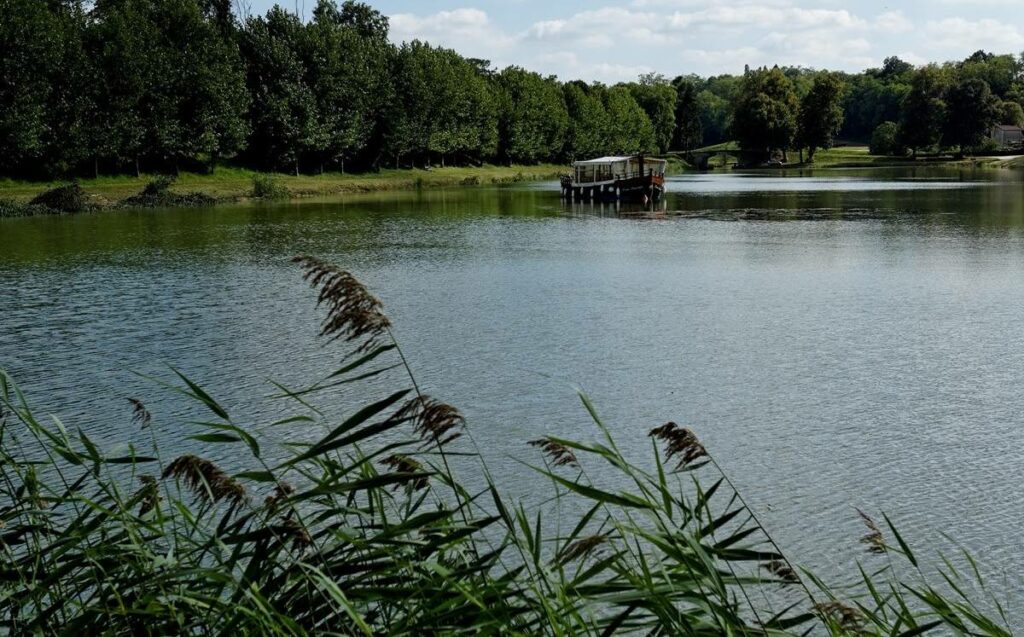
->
<box><xmin>135</xmin><ymin>156</ymin><xmax>140</xmax><ymax>178</ymax></box>
<box><xmin>799</xmin><ymin>148</ymin><xmax>804</xmax><ymax>164</ymax></box>
<box><xmin>294</xmin><ymin>159</ymin><xmax>299</xmax><ymax>177</ymax></box>
<box><xmin>94</xmin><ymin>157</ymin><xmax>99</xmax><ymax>179</ymax></box>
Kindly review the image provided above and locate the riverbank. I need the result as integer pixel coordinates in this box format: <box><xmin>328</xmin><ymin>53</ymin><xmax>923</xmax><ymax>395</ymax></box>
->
<box><xmin>690</xmin><ymin>143</ymin><xmax>1024</xmax><ymax>170</ymax></box>
<box><xmin>0</xmin><ymin>164</ymin><xmax>567</xmax><ymax>214</ymax></box>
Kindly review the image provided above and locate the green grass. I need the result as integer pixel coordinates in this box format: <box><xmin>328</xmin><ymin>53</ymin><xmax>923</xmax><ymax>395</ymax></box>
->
<box><xmin>0</xmin><ymin>255</ymin><xmax>1014</xmax><ymax>635</ymax></box>
<box><xmin>0</xmin><ymin>164</ymin><xmax>568</xmax><ymax>206</ymax></box>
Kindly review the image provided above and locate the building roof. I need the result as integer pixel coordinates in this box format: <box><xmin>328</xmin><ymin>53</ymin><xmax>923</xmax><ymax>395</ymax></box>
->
<box><xmin>573</xmin><ymin>155</ymin><xmax>669</xmax><ymax>166</ymax></box>
<box><xmin>994</xmin><ymin>124</ymin><xmax>1023</xmax><ymax>132</ymax></box>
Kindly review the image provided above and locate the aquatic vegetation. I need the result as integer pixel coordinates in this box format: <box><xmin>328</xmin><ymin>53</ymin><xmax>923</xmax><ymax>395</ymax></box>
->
<box><xmin>0</xmin><ymin>258</ymin><xmax>1013</xmax><ymax>635</ymax></box>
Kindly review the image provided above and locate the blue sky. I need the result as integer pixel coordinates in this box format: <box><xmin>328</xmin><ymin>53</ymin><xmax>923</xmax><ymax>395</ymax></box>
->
<box><xmin>245</xmin><ymin>1</ymin><xmax>1024</xmax><ymax>81</ymax></box>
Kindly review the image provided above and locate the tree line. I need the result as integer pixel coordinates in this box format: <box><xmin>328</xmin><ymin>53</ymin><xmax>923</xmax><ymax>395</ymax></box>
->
<box><xmin>3</xmin><ymin>0</ymin><xmax>1024</xmax><ymax>179</ymax></box>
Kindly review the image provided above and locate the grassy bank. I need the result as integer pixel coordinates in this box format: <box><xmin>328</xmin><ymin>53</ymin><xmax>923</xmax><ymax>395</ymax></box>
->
<box><xmin>690</xmin><ymin>142</ymin><xmax>1023</xmax><ymax>169</ymax></box>
<box><xmin>0</xmin><ymin>163</ymin><xmax>567</xmax><ymax>208</ymax></box>
<box><xmin>0</xmin><ymin>256</ymin><xmax>1013</xmax><ymax>635</ymax></box>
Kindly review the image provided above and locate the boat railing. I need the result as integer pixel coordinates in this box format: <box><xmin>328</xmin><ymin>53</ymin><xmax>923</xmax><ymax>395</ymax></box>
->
<box><xmin>574</xmin><ymin>168</ymin><xmax>664</xmax><ymax>185</ymax></box>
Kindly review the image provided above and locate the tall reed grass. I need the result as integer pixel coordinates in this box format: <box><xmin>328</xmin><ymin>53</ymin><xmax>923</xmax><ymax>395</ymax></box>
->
<box><xmin>0</xmin><ymin>257</ymin><xmax>1013</xmax><ymax>635</ymax></box>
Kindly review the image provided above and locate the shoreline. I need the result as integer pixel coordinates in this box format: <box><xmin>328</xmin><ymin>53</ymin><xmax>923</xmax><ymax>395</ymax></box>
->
<box><xmin>0</xmin><ymin>164</ymin><xmax>567</xmax><ymax>217</ymax></box>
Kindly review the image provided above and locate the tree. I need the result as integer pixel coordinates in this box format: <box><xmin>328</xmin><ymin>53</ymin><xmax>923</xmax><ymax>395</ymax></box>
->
<box><xmin>495</xmin><ymin>67</ymin><xmax>568</xmax><ymax>164</ymax></box>
<box><xmin>731</xmin><ymin>67</ymin><xmax>798</xmax><ymax>160</ymax></box>
<box><xmin>898</xmin><ymin>65</ymin><xmax>948</xmax><ymax>158</ymax></box>
<box><xmin>796</xmin><ymin>73</ymin><xmax>845</xmax><ymax>162</ymax></box>
<box><xmin>996</xmin><ymin>100</ymin><xmax>1024</xmax><ymax>126</ymax></box>
<box><xmin>869</xmin><ymin>121</ymin><xmax>901</xmax><ymax>156</ymax></box>
<box><xmin>385</xmin><ymin>41</ymin><xmax>497</xmax><ymax>167</ymax></box>
<box><xmin>603</xmin><ymin>86</ymin><xmax>656</xmax><ymax>155</ymax></box>
<box><xmin>563</xmin><ymin>82</ymin><xmax>610</xmax><ymax>160</ymax></box>
<box><xmin>672</xmin><ymin>79</ymin><xmax>702</xmax><ymax>151</ymax></box>
<box><xmin>942</xmin><ymin>78</ymin><xmax>997</xmax><ymax>156</ymax></box>
<box><xmin>302</xmin><ymin>0</ymin><xmax>390</xmax><ymax>172</ymax></box>
<box><xmin>628</xmin><ymin>74</ymin><xmax>676</xmax><ymax>153</ymax></box>
<box><xmin>240</xmin><ymin>7</ymin><xmax>322</xmax><ymax>174</ymax></box>
<box><xmin>0</xmin><ymin>0</ymin><xmax>98</xmax><ymax>177</ymax></box>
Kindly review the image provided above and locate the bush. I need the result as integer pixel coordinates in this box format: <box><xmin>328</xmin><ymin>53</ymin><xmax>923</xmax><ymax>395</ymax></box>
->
<box><xmin>28</xmin><ymin>183</ymin><xmax>87</xmax><ymax>213</ymax></box>
<box><xmin>0</xmin><ymin>256</ymin><xmax>1013</xmax><ymax>635</ymax></box>
<box><xmin>251</xmin><ymin>173</ymin><xmax>290</xmax><ymax>199</ymax></box>
<box><xmin>123</xmin><ymin>175</ymin><xmax>215</xmax><ymax>208</ymax></box>
<box><xmin>869</xmin><ymin>121</ymin><xmax>902</xmax><ymax>156</ymax></box>
<box><xmin>0</xmin><ymin>199</ymin><xmax>49</xmax><ymax>218</ymax></box>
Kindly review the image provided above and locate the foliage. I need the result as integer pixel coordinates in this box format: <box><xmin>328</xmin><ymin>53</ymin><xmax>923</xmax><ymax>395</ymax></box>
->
<box><xmin>602</xmin><ymin>86</ymin><xmax>657</xmax><ymax>155</ymax></box>
<box><xmin>251</xmin><ymin>174</ymin><xmax>290</xmax><ymax>199</ymax></box>
<box><xmin>869</xmin><ymin>121</ymin><xmax>902</xmax><ymax>156</ymax></box>
<box><xmin>28</xmin><ymin>183</ymin><xmax>87</xmax><ymax>213</ymax></box>
<box><xmin>796</xmin><ymin>73</ymin><xmax>846</xmax><ymax>161</ymax></box>
<box><xmin>628</xmin><ymin>74</ymin><xmax>677</xmax><ymax>153</ymax></box>
<box><xmin>995</xmin><ymin>100</ymin><xmax>1024</xmax><ymax>126</ymax></box>
<box><xmin>2</xmin><ymin>0</ymin><xmax>1023</xmax><ymax>177</ymax></box>
<box><xmin>943</xmin><ymin>78</ymin><xmax>999</xmax><ymax>154</ymax></box>
<box><xmin>0</xmin><ymin>258</ymin><xmax>1016</xmax><ymax>635</ymax></box>
<box><xmin>122</xmin><ymin>175</ymin><xmax>216</xmax><ymax>207</ymax></box>
<box><xmin>562</xmin><ymin>82</ymin><xmax>611</xmax><ymax>160</ymax></box>
<box><xmin>732</xmin><ymin>67</ymin><xmax>799</xmax><ymax>158</ymax></box>
<box><xmin>898</xmin><ymin>66</ymin><xmax>949</xmax><ymax>157</ymax></box>
<box><xmin>672</xmin><ymin>79</ymin><xmax>703</xmax><ymax>151</ymax></box>
<box><xmin>495</xmin><ymin>67</ymin><xmax>569</xmax><ymax>164</ymax></box>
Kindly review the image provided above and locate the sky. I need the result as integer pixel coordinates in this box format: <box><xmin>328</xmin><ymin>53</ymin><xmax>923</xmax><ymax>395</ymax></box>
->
<box><xmin>246</xmin><ymin>0</ymin><xmax>1024</xmax><ymax>82</ymax></box>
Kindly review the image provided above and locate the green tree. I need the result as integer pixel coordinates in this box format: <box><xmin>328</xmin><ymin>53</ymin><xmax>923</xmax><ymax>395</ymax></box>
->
<box><xmin>603</xmin><ymin>86</ymin><xmax>656</xmax><ymax>155</ymax></box>
<box><xmin>942</xmin><ymin>78</ymin><xmax>997</xmax><ymax>156</ymax></box>
<box><xmin>495</xmin><ymin>67</ymin><xmax>568</xmax><ymax>164</ymax></box>
<box><xmin>628</xmin><ymin>74</ymin><xmax>676</xmax><ymax>153</ymax></box>
<box><xmin>995</xmin><ymin>100</ymin><xmax>1024</xmax><ymax>126</ymax></box>
<box><xmin>0</xmin><ymin>0</ymin><xmax>98</xmax><ymax>177</ymax></box>
<box><xmin>898</xmin><ymin>65</ymin><xmax>948</xmax><ymax>158</ymax></box>
<box><xmin>696</xmin><ymin>90</ymin><xmax>730</xmax><ymax>145</ymax></box>
<box><xmin>562</xmin><ymin>82</ymin><xmax>610</xmax><ymax>160</ymax></box>
<box><xmin>731</xmin><ymin>67</ymin><xmax>798</xmax><ymax>160</ymax></box>
<box><xmin>796</xmin><ymin>73</ymin><xmax>845</xmax><ymax>162</ymax></box>
<box><xmin>869</xmin><ymin>121</ymin><xmax>901</xmax><ymax>156</ymax></box>
<box><xmin>303</xmin><ymin>0</ymin><xmax>390</xmax><ymax>172</ymax></box>
<box><xmin>672</xmin><ymin>79</ymin><xmax>703</xmax><ymax>151</ymax></box>
<box><xmin>240</xmin><ymin>7</ymin><xmax>322</xmax><ymax>174</ymax></box>
<box><xmin>386</xmin><ymin>41</ymin><xmax>497</xmax><ymax>167</ymax></box>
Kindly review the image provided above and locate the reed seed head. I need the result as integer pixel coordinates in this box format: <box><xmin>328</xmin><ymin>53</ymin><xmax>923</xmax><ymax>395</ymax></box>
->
<box><xmin>814</xmin><ymin>601</ymin><xmax>864</xmax><ymax>631</ymax></box>
<box><xmin>137</xmin><ymin>475</ymin><xmax>160</xmax><ymax>516</ymax></box>
<box><xmin>528</xmin><ymin>438</ymin><xmax>579</xmax><ymax>469</ymax></box>
<box><xmin>128</xmin><ymin>398</ymin><xmax>151</xmax><ymax>429</ymax></box>
<box><xmin>398</xmin><ymin>396</ymin><xmax>464</xmax><ymax>446</ymax></box>
<box><xmin>761</xmin><ymin>559</ymin><xmax>799</xmax><ymax>584</ymax></box>
<box><xmin>162</xmin><ymin>455</ymin><xmax>246</xmax><ymax>507</ymax></box>
<box><xmin>380</xmin><ymin>455</ymin><xmax>428</xmax><ymax>490</ymax></box>
<box><xmin>856</xmin><ymin>509</ymin><xmax>886</xmax><ymax>554</ymax></box>
<box><xmin>557</xmin><ymin>534</ymin><xmax>609</xmax><ymax>565</ymax></box>
<box><xmin>649</xmin><ymin>422</ymin><xmax>709</xmax><ymax>471</ymax></box>
<box><xmin>292</xmin><ymin>255</ymin><xmax>391</xmax><ymax>351</ymax></box>
<box><xmin>265</xmin><ymin>482</ymin><xmax>296</xmax><ymax>509</ymax></box>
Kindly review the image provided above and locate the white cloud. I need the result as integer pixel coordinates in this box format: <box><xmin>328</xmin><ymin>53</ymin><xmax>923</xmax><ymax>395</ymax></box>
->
<box><xmin>923</xmin><ymin>18</ymin><xmax>1024</xmax><ymax>53</ymax></box>
<box><xmin>381</xmin><ymin>2</ymin><xmax>1024</xmax><ymax>80</ymax></box>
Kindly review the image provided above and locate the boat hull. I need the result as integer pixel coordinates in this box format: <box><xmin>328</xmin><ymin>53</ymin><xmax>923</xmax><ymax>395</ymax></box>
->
<box><xmin>561</xmin><ymin>174</ymin><xmax>665</xmax><ymax>202</ymax></box>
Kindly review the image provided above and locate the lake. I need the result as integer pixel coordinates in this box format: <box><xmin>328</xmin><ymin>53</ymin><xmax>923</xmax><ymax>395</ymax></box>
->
<box><xmin>3</xmin><ymin>166</ymin><xmax>1024</xmax><ymax>586</ymax></box>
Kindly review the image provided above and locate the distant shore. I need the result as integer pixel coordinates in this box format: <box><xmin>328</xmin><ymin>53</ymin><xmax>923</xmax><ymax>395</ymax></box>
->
<box><xmin>0</xmin><ymin>164</ymin><xmax>568</xmax><ymax>216</ymax></box>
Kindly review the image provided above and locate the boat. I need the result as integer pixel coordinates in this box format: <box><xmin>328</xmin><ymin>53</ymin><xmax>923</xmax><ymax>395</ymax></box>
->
<box><xmin>560</xmin><ymin>155</ymin><xmax>667</xmax><ymax>202</ymax></box>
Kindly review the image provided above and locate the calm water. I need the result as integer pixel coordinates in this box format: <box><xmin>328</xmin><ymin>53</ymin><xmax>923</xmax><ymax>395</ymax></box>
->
<box><xmin>3</xmin><ymin>167</ymin><xmax>1024</xmax><ymax>589</ymax></box>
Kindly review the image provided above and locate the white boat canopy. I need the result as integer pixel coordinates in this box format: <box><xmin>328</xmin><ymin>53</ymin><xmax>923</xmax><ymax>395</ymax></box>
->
<box><xmin>571</xmin><ymin>155</ymin><xmax>667</xmax><ymax>185</ymax></box>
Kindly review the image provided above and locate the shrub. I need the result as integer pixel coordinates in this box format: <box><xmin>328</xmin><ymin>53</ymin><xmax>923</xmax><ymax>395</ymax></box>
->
<box><xmin>251</xmin><ymin>173</ymin><xmax>290</xmax><ymax>199</ymax></box>
<box><xmin>28</xmin><ymin>183</ymin><xmax>87</xmax><ymax>213</ymax></box>
<box><xmin>869</xmin><ymin>121</ymin><xmax>902</xmax><ymax>156</ymax></box>
<box><xmin>123</xmin><ymin>175</ymin><xmax>215</xmax><ymax>208</ymax></box>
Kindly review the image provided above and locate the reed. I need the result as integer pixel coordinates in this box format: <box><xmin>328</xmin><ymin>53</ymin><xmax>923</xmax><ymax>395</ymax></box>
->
<box><xmin>0</xmin><ymin>259</ymin><xmax>1013</xmax><ymax>636</ymax></box>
